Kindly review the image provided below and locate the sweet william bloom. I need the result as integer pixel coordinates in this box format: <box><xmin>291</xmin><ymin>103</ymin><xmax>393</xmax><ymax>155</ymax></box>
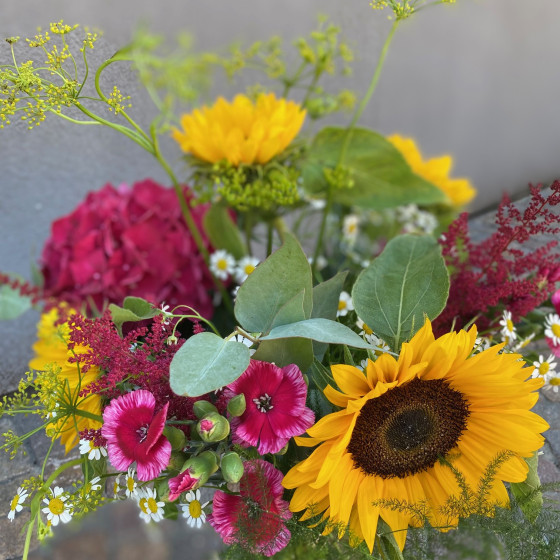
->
<box><xmin>102</xmin><ymin>390</ymin><xmax>171</xmax><ymax>481</ymax></box>
<box><xmin>172</xmin><ymin>93</ymin><xmax>306</xmax><ymax>166</ymax></box>
<box><xmin>209</xmin><ymin>460</ymin><xmax>292</xmax><ymax>557</ymax></box>
<box><xmin>389</xmin><ymin>134</ymin><xmax>476</xmax><ymax>207</ymax></box>
<box><xmin>225</xmin><ymin>360</ymin><xmax>314</xmax><ymax>455</ymax></box>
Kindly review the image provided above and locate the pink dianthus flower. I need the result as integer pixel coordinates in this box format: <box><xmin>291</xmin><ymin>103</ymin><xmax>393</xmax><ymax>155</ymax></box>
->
<box><xmin>209</xmin><ymin>460</ymin><xmax>292</xmax><ymax>557</ymax></box>
<box><xmin>225</xmin><ymin>360</ymin><xmax>314</xmax><ymax>455</ymax></box>
<box><xmin>102</xmin><ymin>390</ymin><xmax>171</xmax><ymax>481</ymax></box>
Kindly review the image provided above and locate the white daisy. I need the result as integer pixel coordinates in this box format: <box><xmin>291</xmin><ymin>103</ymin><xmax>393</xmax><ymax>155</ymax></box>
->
<box><xmin>548</xmin><ymin>376</ymin><xmax>560</xmax><ymax>392</ymax></box>
<box><xmin>41</xmin><ymin>487</ymin><xmax>72</xmax><ymax>526</ymax></box>
<box><xmin>337</xmin><ymin>291</ymin><xmax>354</xmax><ymax>317</ymax></box>
<box><xmin>499</xmin><ymin>310</ymin><xmax>517</xmax><ymax>342</ymax></box>
<box><xmin>473</xmin><ymin>337</ymin><xmax>491</xmax><ymax>354</ymax></box>
<box><xmin>112</xmin><ymin>475</ymin><xmax>121</xmax><ymax>498</ymax></box>
<box><xmin>209</xmin><ymin>250</ymin><xmax>236</xmax><ymax>281</ymax></box>
<box><xmin>234</xmin><ymin>256</ymin><xmax>260</xmax><ymax>284</ymax></box>
<box><xmin>137</xmin><ymin>487</ymin><xmax>165</xmax><ymax>523</ymax></box>
<box><xmin>160</xmin><ymin>302</ymin><xmax>173</xmax><ymax>325</ymax></box>
<box><xmin>83</xmin><ymin>476</ymin><xmax>102</xmax><ymax>498</ymax></box>
<box><xmin>544</xmin><ymin>313</ymin><xmax>560</xmax><ymax>346</ymax></box>
<box><xmin>79</xmin><ymin>438</ymin><xmax>108</xmax><ymax>461</ymax></box>
<box><xmin>181</xmin><ymin>489</ymin><xmax>208</xmax><ymax>529</ymax></box>
<box><xmin>124</xmin><ymin>467</ymin><xmax>138</xmax><ymax>498</ymax></box>
<box><xmin>342</xmin><ymin>214</ymin><xmax>360</xmax><ymax>245</ymax></box>
<box><xmin>367</xmin><ymin>333</ymin><xmax>391</xmax><ymax>357</ymax></box>
<box><xmin>8</xmin><ymin>487</ymin><xmax>28</xmax><ymax>522</ymax></box>
<box><xmin>532</xmin><ymin>354</ymin><xmax>557</xmax><ymax>380</ymax></box>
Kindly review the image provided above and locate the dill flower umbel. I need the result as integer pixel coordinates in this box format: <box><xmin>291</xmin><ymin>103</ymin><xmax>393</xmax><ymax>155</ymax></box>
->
<box><xmin>283</xmin><ymin>320</ymin><xmax>548</xmax><ymax>552</ymax></box>
<box><xmin>172</xmin><ymin>93</ymin><xmax>306</xmax><ymax>166</ymax></box>
<box><xmin>389</xmin><ymin>134</ymin><xmax>476</xmax><ymax>207</ymax></box>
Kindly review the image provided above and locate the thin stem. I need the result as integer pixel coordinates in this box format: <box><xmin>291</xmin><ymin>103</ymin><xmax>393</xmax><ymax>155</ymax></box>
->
<box><xmin>266</xmin><ymin>221</ymin><xmax>274</xmax><ymax>257</ymax></box>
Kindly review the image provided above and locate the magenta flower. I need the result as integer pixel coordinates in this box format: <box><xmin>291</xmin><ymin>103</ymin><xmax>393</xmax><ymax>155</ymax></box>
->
<box><xmin>225</xmin><ymin>360</ymin><xmax>314</xmax><ymax>455</ymax></box>
<box><xmin>102</xmin><ymin>390</ymin><xmax>171</xmax><ymax>481</ymax></box>
<box><xmin>168</xmin><ymin>470</ymin><xmax>199</xmax><ymax>502</ymax></box>
<box><xmin>209</xmin><ymin>460</ymin><xmax>292</xmax><ymax>557</ymax></box>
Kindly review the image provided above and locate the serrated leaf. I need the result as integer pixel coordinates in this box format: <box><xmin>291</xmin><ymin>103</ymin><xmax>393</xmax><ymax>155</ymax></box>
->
<box><xmin>203</xmin><ymin>203</ymin><xmax>246</xmax><ymax>260</ymax></box>
<box><xmin>352</xmin><ymin>234</ymin><xmax>449</xmax><ymax>351</ymax></box>
<box><xmin>302</xmin><ymin>127</ymin><xmax>447</xmax><ymax>209</ymax></box>
<box><xmin>169</xmin><ymin>332</ymin><xmax>251</xmax><ymax>397</ymax></box>
<box><xmin>0</xmin><ymin>283</ymin><xmax>32</xmax><ymax>320</ymax></box>
<box><xmin>510</xmin><ymin>451</ymin><xmax>543</xmax><ymax>523</ymax></box>
<box><xmin>234</xmin><ymin>233</ymin><xmax>312</xmax><ymax>333</ymax></box>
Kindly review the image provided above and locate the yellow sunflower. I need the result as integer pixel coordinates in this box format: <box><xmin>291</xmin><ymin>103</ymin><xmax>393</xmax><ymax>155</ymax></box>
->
<box><xmin>389</xmin><ymin>134</ymin><xmax>476</xmax><ymax>207</ymax></box>
<box><xmin>172</xmin><ymin>92</ymin><xmax>306</xmax><ymax>166</ymax></box>
<box><xmin>283</xmin><ymin>320</ymin><xmax>547</xmax><ymax>552</ymax></box>
<box><xmin>30</xmin><ymin>307</ymin><xmax>102</xmax><ymax>453</ymax></box>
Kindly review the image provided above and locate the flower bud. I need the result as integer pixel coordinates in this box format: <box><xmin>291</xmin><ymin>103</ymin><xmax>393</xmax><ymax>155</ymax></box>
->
<box><xmin>167</xmin><ymin>451</ymin><xmax>188</xmax><ymax>474</ymax></box>
<box><xmin>227</xmin><ymin>393</ymin><xmax>246</xmax><ymax>417</ymax></box>
<box><xmin>169</xmin><ymin>451</ymin><xmax>218</xmax><ymax>502</ymax></box>
<box><xmin>163</xmin><ymin>426</ymin><xmax>186</xmax><ymax>451</ymax></box>
<box><xmin>193</xmin><ymin>400</ymin><xmax>218</xmax><ymax>419</ymax></box>
<box><xmin>197</xmin><ymin>412</ymin><xmax>230</xmax><ymax>442</ymax></box>
<box><xmin>220</xmin><ymin>452</ymin><xmax>244</xmax><ymax>484</ymax></box>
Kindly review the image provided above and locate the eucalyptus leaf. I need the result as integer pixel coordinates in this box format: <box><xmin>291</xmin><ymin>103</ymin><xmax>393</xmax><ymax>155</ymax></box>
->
<box><xmin>302</xmin><ymin>127</ymin><xmax>447</xmax><ymax>209</ymax></box>
<box><xmin>234</xmin><ymin>233</ymin><xmax>312</xmax><ymax>333</ymax></box>
<box><xmin>271</xmin><ymin>290</ymin><xmax>306</xmax><ymax>329</ymax></box>
<box><xmin>352</xmin><ymin>234</ymin><xmax>449</xmax><ymax>351</ymax></box>
<box><xmin>510</xmin><ymin>451</ymin><xmax>543</xmax><ymax>523</ymax></box>
<box><xmin>0</xmin><ymin>283</ymin><xmax>32</xmax><ymax>320</ymax></box>
<box><xmin>252</xmin><ymin>337</ymin><xmax>314</xmax><ymax>372</ymax></box>
<box><xmin>169</xmin><ymin>332</ymin><xmax>251</xmax><ymax>397</ymax></box>
<box><xmin>203</xmin><ymin>203</ymin><xmax>246</xmax><ymax>260</ymax></box>
<box><xmin>261</xmin><ymin>318</ymin><xmax>371</xmax><ymax>349</ymax></box>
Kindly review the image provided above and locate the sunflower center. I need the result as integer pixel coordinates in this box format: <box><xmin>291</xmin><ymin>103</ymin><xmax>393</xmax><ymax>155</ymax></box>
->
<box><xmin>347</xmin><ymin>378</ymin><xmax>469</xmax><ymax>479</ymax></box>
<box><xmin>253</xmin><ymin>393</ymin><xmax>274</xmax><ymax>413</ymax></box>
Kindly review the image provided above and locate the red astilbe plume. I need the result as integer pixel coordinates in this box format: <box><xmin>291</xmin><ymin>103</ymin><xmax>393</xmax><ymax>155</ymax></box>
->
<box><xmin>434</xmin><ymin>181</ymin><xmax>560</xmax><ymax>335</ymax></box>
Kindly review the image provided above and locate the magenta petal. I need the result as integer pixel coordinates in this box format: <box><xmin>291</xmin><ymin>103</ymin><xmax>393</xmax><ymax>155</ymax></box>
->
<box><xmin>144</xmin><ymin>403</ymin><xmax>169</xmax><ymax>453</ymax></box>
<box><xmin>168</xmin><ymin>469</ymin><xmax>199</xmax><ymax>501</ymax></box>
<box><xmin>136</xmin><ymin>435</ymin><xmax>171</xmax><ymax>481</ymax></box>
<box><xmin>256</xmin><ymin>419</ymin><xmax>286</xmax><ymax>455</ymax></box>
<box><xmin>209</xmin><ymin>491</ymin><xmax>242</xmax><ymax>543</ymax></box>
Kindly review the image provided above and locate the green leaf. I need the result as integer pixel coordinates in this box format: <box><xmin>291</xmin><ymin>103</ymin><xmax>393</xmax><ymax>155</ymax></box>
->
<box><xmin>376</xmin><ymin>518</ymin><xmax>405</xmax><ymax>560</ymax></box>
<box><xmin>203</xmin><ymin>203</ymin><xmax>246</xmax><ymax>260</ymax></box>
<box><xmin>301</xmin><ymin>127</ymin><xmax>447</xmax><ymax>209</ymax></box>
<box><xmin>261</xmin><ymin>318</ymin><xmax>372</xmax><ymax>349</ymax></box>
<box><xmin>252</xmin><ymin>337</ymin><xmax>314</xmax><ymax>372</ymax></box>
<box><xmin>510</xmin><ymin>451</ymin><xmax>543</xmax><ymax>523</ymax></box>
<box><xmin>109</xmin><ymin>296</ymin><xmax>159</xmax><ymax>336</ymax></box>
<box><xmin>234</xmin><ymin>233</ymin><xmax>312</xmax><ymax>333</ymax></box>
<box><xmin>270</xmin><ymin>290</ymin><xmax>306</xmax><ymax>329</ymax></box>
<box><xmin>169</xmin><ymin>332</ymin><xmax>251</xmax><ymax>397</ymax></box>
<box><xmin>352</xmin><ymin>234</ymin><xmax>449</xmax><ymax>351</ymax></box>
<box><xmin>0</xmin><ymin>283</ymin><xmax>32</xmax><ymax>320</ymax></box>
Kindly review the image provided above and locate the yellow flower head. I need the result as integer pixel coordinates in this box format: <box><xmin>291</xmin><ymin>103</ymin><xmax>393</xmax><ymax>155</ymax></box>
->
<box><xmin>389</xmin><ymin>134</ymin><xmax>476</xmax><ymax>207</ymax></box>
<box><xmin>172</xmin><ymin>93</ymin><xmax>306</xmax><ymax>166</ymax></box>
<box><xmin>283</xmin><ymin>320</ymin><xmax>547</xmax><ymax>552</ymax></box>
<box><xmin>30</xmin><ymin>307</ymin><xmax>102</xmax><ymax>453</ymax></box>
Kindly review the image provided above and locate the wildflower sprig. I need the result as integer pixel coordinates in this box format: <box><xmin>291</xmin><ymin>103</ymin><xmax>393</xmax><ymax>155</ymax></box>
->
<box><xmin>371</xmin><ymin>0</ymin><xmax>457</xmax><ymax>21</ymax></box>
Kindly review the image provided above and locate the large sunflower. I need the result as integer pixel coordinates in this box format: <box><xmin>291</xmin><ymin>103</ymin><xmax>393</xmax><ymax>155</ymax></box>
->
<box><xmin>283</xmin><ymin>320</ymin><xmax>547</xmax><ymax>552</ymax></box>
<box><xmin>30</xmin><ymin>308</ymin><xmax>102</xmax><ymax>453</ymax></box>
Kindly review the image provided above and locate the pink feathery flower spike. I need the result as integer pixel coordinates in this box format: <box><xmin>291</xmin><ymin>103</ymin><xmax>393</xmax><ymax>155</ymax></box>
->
<box><xmin>225</xmin><ymin>360</ymin><xmax>315</xmax><ymax>455</ymax></box>
<box><xmin>102</xmin><ymin>390</ymin><xmax>171</xmax><ymax>481</ymax></box>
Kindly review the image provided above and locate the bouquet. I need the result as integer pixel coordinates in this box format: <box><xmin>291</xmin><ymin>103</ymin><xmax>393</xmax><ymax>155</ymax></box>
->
<box><xmin>2</xmin><ymin>3</ymin><xmax>560</xmax><ymax>559</ymax></box>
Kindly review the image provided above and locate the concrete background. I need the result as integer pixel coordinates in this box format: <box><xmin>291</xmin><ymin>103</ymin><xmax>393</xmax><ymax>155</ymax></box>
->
<box><xmin>2</xmin><ymin>0</ymin><xmax>560</xmax><ymax>391</ymax></box>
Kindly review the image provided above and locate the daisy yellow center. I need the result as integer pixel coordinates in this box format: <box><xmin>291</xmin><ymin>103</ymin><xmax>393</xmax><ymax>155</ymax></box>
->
<box><xmin>147</xmin><ymin>497</ymin><xmax>159</xmax><ymax>514</ymax></box>
<box><xmin>189</xmin><ymin>499</ymin><xmax>202</xmax><ymax>518</ymax></box>
<box><xmin>552</xmin><ymin>324</ymin><xmax>560</xmax><ymax>338</ymax></box>
<box><xmin>10</xmin><ymin>495</ymin><xmax>20</xmax><ymax>511</ymax></box>
<box><xmin>113</xmin><ymin>481</ymin><xmax>119</xmax><ymax>494</ymax></box>
<box><xmin>347</xmin><ymin>378</ymin><xmax>470</xmax><ymax>478</ymax></box>
<box><xmin>362</xmin><ymin>323</ymin><xmax>373</xmax><ymax>336</ymax></box>
<box><xmin>244</xmin><ymin>264</ymin><xmax>256</xmax><ymax>275</ymax></box>
<box><xmin>539</xmin><ymin>362</ymin><xmax>550</xmax><ymax>376</ymax></box>
<box><xmin>217</xmin><ymin>259</ymin><xmax>228</xmax><ymax>271</ymax></box>
<box><xmin>127</xmin><ymin>477</ymin><xmax>135</xmax><ymax>492</ymax></box>
<box><xmin>338</xmin><ymin>300</ymin><xmax>347</xmax><ymax>311</ymax></box>
<box><xmin>506</xmin><ymin>319</ymin><xmax>514</xmax><ymax>332</ymax></box>
<box><xmin>550</xmin><ymin>377</ymin><xmax>560</xmax><ymax>386</ymax></box>
<box><xmin>139</xmin><ymin>498</ymin><xmax>149</xmax><ymax>514</ymax></box>
<box><xmin>48</xmin><ymin>498</ymin><xmax>65</xmax><ymax>515</ymax></box>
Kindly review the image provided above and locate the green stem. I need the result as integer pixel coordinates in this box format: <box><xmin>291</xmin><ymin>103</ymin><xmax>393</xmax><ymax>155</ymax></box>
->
<box><xmin>22</xmin><ymin>514</ymin><xmax>36</xmax><ymax>560</ymax></box>
<box><xmin>311</xmin><ymin>19</ymin><xmax>399</xmax><ymax>276</ymax></box>
<box><xmin>266</xmin><ymin>221</ymin><xmax>274</xmax><ymax>257</ymax></box>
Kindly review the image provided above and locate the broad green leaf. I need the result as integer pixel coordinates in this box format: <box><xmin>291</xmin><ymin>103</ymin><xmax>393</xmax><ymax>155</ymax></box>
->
<box><xmin>109</xmin><ymin>296</ymin><xmax>159</xmax><ymax>336</ymax></box>
<box><xmin>234</xmin><ymin>233</ymin><xmax>312</xmax><ymax>333</ymax></box>
<box><xmin>203</xmin><ymin>203</ymin><xmax>246</xmax><ymax>260</ymax></box>
<box><xmin>510</xmin><ymin>451</ymin><xmax>543</xmax><ymax>523</ymax></box>
<box><xmin>170</xmin><ymin>332</ymin><xmax>250</xmax><ymax>397</ymax></box>
<box><xmin>252</xmin><ymin>337</ymin><xmax>314</xmax><ymax>372</ymax></box>
<box><xmin>261</xmin><ymin>318</ymin><xmax>372</xmax><ymax>349</ymax></box>
<box><xmin>352</xmin><ymin>234</ymin><xmax>449</xmax><ymax>351</ymax></box>
<box><xmin>0</xmin><ymin>283</ymin><xmax>32</xmax><ymax>320</ymax></box>
<box><xmin>302</xmin><ymin>127</ymin><xmax>447</xmax><ymax>209</ymax></box>
<box><xmin>271</xmin><ymin>290</ymin><xmax>306</xmax><ymax>329</ymax></box>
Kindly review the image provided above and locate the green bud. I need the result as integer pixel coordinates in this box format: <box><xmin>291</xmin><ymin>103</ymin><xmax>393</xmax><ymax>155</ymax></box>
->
<box><xmin>220</xmin><ymin>452</ymin><xmax>244</xmax><ymax>484</ymax></box>
<box><xmin>168</xmin><ymin>451</ymin><xmax>188</xmax><ymax>474</ymax></box>
<box><xmin>163</xmin><ymin>426</ymin><xmax>186</xmax><ymax>451</ymax></box>
<box><xmin>193</xmin><ymin>400</ymin><xmax>218</xmax><ymax>419</ymax></box>
<box><xmin>197</xmin><ymin>412</ymin><xmax>230</xmax><ymax>442</ymax></box>
<box><xmin>227</xmin><ymin>394</ymin><xmax>246</xmax><ymax>417</ymax></box>
<box><xmin>180</xmin><ymin>451</ymin><xmax>219</xmax><ymax>489</ymax></box>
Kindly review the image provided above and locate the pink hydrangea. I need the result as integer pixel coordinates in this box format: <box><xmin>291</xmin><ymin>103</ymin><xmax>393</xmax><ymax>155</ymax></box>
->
<box><xmin>40</xmin><ymin>179</ymin><xmax>214</xmax><ymax>316</ymax></box>
<box><xmin>225</xmin><ymin>360</ymin><xmax>314</xmax><ymax>455</ymax></box>
<box><xmin>102</xmin><ymin>390</ymin><xmax>171</xmax><ymax>481</ymax></box>
<box><xmin>209</xmin><ymin>460</ymin><xmax>292</xmax><ymax>557</ymax></box>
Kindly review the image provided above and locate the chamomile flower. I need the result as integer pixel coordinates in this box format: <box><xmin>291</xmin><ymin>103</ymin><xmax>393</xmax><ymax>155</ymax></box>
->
<box><xmin>112</xmin><ymin>475</ymin><xmax>121</xmax><ymax>498</ymax></box>
<box><xmin>41</xmin><ymin>487</ymin><xmax>72</xmax><ymax>526</ymax></box>
<box><xmin>137</xmin><ymin>488</ymin><xmax>165</xmax><ymax>523</ymax></box>
<box><xmin>124</xmin><ymin>467</ymin><xmax>138</xmax><ymax>498</ymax></box>
<box><xmin>337</xmin><ymin>291</ymin><xmax>354</xmax><ymax>317</ymax></box>
<box><xmin>368</xmin><ymin>333</ymin><xmax>391</xmax><ymax>357</ymax></box>
<box><xmin>160</xmin><ymin>303</ymin><xmax>173</xmax><ymax>325</ymax></box>
<box><xmin>181</xmin><ymin>489</ymin><xmax>208</xmax><ymax>529</ymax></box>
<box><xmin>83</xmin><ymin>477</ymin><xmax>102</xmax><ymax>499</ymax></box>
<box><xmin>548</xmin><ymin>377</ymin><xmax>560</xmax><ymax>392</ymax></box>
<box><xmin>342</xmin><ymin>214</ymin><xmax>360</xmax><ymax>245</ymax></box>
<box><xmin>499</xmin><ymin>310</ymin><xmax>517</xmax><ymax>342</ymax></box>
<box><xmin>8</xmin><ymin>487</ymin><xmax>28</xmax><ymax>522</ymax></box>
<box><xmin>473</xmin><ymin>337</ymin><xmax>491</xmax><ymax>354</ymax></box>
<box><xmin>79</xmin><ymin>438</ymin><xmax>108</xmax><ymax>461</ymax></box>
<box><xmin>544</xmin><ymin>313</ymin><xmax>560</xmax><ymax>346</ymax></box>
<box><xmin>209</xmin><ymin>250</ymin><xmax>236</xmax><ymax>281</ymax></box>
<box><xmin>532</xmin><ymin>354</ymin><xmax>557</xmax><ymax>380</ymax></box>
<box><xmin>234</xmin><ymin>256</ymin><xmax>260</xmax><ymax>284</ymax></box>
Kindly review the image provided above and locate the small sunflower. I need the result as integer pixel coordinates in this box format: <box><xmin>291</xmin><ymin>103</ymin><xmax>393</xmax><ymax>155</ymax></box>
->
<box><xmin>172</xmin><ymin>93</ymin><xmax>306</xmax><ymax>166</ymax></box>
<box><xmin>388</xmin><ymin>134</ymin><xmax>476</xmax><ymax>207</ymax></box>
<box><xmin>29</xmin><ymin>307</ymin><xmax>102</xmax><ymax>453</ymax></box>
<box><xmin>283</xmin><ymin>320</ymin><xmax>547</xmax><ymax>552</ymax></box>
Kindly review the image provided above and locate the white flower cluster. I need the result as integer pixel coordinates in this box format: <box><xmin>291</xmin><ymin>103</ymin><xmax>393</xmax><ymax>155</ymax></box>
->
<box><xmin>209</xmin><ymin>251</ymin><xmax>260</xmax><ymax>284</ymax></box>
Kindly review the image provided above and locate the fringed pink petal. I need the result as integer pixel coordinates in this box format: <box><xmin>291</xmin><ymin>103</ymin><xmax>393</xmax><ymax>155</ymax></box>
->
<box><xmin>136</xmin><ymin>434</ymin><xmax>171</xmax><ymax>481</ymax></box>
